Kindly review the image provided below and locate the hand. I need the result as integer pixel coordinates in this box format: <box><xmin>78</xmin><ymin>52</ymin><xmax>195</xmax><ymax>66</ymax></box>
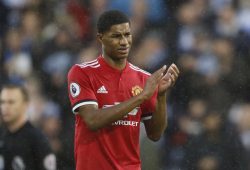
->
<box><xmin>141</xmin><ymin>65</ymin><xmax>167</xmax><ymax>100</ymax></box>
<box><xmin>158</xmin><ymin>63</ymin><xmax>180</xmax><ymax>96</ymax></box>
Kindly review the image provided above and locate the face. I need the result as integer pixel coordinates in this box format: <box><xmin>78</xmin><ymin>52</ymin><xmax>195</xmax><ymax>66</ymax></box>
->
<box><xmin>0</xmin><ymin>88</ymin><xmax>28</xmax><ymax>125</ymax></box>
<box><xmin>99</xmin><ymin>23</ymin><xmax>132</xmax><ymax>60</ymax></box>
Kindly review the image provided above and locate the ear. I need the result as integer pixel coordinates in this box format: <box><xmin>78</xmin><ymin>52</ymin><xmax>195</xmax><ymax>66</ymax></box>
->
<box><xmin>97</xmin><ymin>33</ymin><xmax>103</xmax><ymax>43</ymax></box>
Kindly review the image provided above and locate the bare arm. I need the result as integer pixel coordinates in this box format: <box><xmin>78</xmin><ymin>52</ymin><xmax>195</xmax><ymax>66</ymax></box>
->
<box><xmin>144</xmin><ymin>94</ymin><xmax>167</xmax><ymax>141</ymax></box>
<box><xmin>79</xmin><ymin>94</ymin><xmax>145</xmax><ymax>131</ymax></box>
<box><xmin>78</xmin><ymin>65</ymin><xmax>167</xmax><ymax>131</ymax></box>
<box><xmin>144</xmin><ymin>64</ymin><xmax>180</xmax><ymax>141</ymax></box>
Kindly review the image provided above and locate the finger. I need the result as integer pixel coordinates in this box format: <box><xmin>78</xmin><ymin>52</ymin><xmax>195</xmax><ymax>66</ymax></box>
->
<box><xmin>165</xmin><ymin>70</ymin><xmax>177</xmax><ymax>83</ymax></box>
<box><xmin>168</xmin><ymin>63</ymin><xmax>180</xmax><ymax>74</ymax></box>
<box><xmin>152</xmin><ymin>65</ymin><xmax>167</xmax><ymax>80</ymax></box>
<box><xmin>159</xmin><ymin>65</ymin><xmax>167</xmax><ymax>75</ymax></box>
<box><xmin>170</xmin><ymin>63</ymin><xmax>180</xmax><ymax>75</ymax></box>
<box><xmin>169</xmin><ymin>74</ymin><xmax>176</xmax><ymax>86</ymax></box>
<box><xmin>167</xmin><ymin>67</ymin><xmax>179</xmax><ymax>78</ymax></box>
<box><xmin>161</xmin><ymin>65</ymin><xmax>167</xmax><ymax>77</ymax></box>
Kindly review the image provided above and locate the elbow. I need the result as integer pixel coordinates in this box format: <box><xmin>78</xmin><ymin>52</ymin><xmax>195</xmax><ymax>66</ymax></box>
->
<box><xmin>148</xmin><ymin>135</ymin><xmax>161</xmax><ymax>142</ymax></box>
<box><xmin>80</xmin><ymin>113</ymin><xmax>106</xmax><ymax>131</ymax></box>
<box><xmin>147</xmin><ymin>131</ymin><xmax>163</xmax><ymax>142</ymax></box>
<box><xmin>88</xmin><ymin>125</ymin><xmax>99</xmax><ymax>131</ymax></box>
<box><xmin>85</xmin><ymin>119</ymin><xmax>101</xmax><ymax>131</ymax></box>
<box><xmin>147</xmin><ymin>123</ymin><xmax>168</xmax><ymax>142</ymax></box>
<box><xmin>79</xmin><ymin>110</ymin><xmax>102</xmax><ymax>131</ymax></box>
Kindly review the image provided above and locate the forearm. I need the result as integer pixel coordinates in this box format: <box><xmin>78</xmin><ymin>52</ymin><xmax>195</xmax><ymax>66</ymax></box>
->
<box><xmin>79</xmin><ymin>93</ymin><xmax>147</xmax><ymax>131</ymax></box>
<box><xmin>146</xmin><ymin>94</ymin><xmax>167</xmax><ymax>141</ymax></box>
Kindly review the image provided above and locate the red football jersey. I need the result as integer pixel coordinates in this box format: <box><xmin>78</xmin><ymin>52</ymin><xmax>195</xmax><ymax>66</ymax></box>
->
<box><xmin>67</xmin><ymin>56</ymin><xmax>157</xmax><ymax>170</ymax></box>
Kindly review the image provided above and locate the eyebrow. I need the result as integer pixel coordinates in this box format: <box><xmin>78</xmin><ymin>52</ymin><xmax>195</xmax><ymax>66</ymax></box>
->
<box><xmin>111</xmin><ymin>31</ymin><xmax>131</xmax><ymax>35</ymax></box>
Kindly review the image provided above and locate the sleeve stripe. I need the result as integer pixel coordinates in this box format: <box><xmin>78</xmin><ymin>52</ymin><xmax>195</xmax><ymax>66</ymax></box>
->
<box><xmin>72</xmin><ymin>100</ymin><xmax>98</xmax><ymax>113</ymax></box>
<box><xmin>141</xmin><ymin>115</ymin><xmax>152</xmax><ymax>121</ymax></box>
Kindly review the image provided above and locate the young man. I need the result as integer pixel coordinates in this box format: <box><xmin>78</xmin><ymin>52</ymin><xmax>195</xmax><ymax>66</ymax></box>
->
<box><xmin>67</xmin><ymin>10</ymin><xmax>180</xmax><ymax>170</ymax></box>
<box><xmin>0</xmin><ymin>84</ymin><xmax>56</xmax><ymax>170</ymax></box>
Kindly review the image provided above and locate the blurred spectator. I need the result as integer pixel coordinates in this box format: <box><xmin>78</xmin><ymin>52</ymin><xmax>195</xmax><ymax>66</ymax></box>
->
<box><xmin>66</xmin><ymin>0</ymin><xmax>90</xmax><ymax>40</ymax></box>
<box><xmin>229</xmin><ymin>103</ymin><xmax>250</xmax><ymax>169</ymax></box>
<box><xmin>131</xmin><ymin>31</ymin><xmax>168</xmax><ymax>72</ymax></box>
<box><xmin>161</xmin><ymin>98</ymin><xmax>207</xmax><ymax>169</ymax></box>
<box><xmin>20</xmin><ymin>9</ymin><xmax>43</xmax><ymax>52</ymax></box>
<box><xmin>176</xmin><ymin>1</ymin><xmax>204</xmax><ymax>52</ymax></box>
<box><xmin>183</xmin><ymin>110</ymin><xmax>247</xmax><ymax>170</ymax></box>
<box><xmin>3</xmin><ymin>28</ymin><xmax>33</xmax><ymax>84</ymax></box>
<box><xmin>214</xmin><ymin>4</ymin><xmax>239</xmax><ymax>37</ymax></box>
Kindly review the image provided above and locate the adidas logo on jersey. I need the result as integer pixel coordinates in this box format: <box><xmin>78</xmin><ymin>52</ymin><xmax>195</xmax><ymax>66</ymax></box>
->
<box><xmin>97</xmin><ymin>86</ymin><xmax>108</xmax><ymax>93</ymax></box>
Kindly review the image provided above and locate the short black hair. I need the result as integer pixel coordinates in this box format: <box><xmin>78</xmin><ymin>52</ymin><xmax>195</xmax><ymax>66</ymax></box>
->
<box><xmin>1</xmin><ymin>84</ymin><xmax>29</xmax><ymax>102</ymax></box>
<box><xmin>97</xmin><ymin>10</ymin><xmax>130</xmax><ymax>33</ymax></box>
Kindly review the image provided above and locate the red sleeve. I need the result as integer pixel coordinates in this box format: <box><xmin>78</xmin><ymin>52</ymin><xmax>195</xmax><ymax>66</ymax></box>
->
<box><xmin>67</xmin><ymin>65</ymin><xmax>97</xmax><ymax>113</ymax></box>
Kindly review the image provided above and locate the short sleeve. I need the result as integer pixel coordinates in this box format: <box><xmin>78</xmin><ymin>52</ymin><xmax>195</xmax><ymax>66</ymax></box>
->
<box><xmin>140</xmin><ymin>89</ymin><xmax>158</xmax><ymax>121</ymax></box>
<box><xmin>67</xmin><ymin>65</ymin><xmax>98</xmax><ymax>113</ymax></box>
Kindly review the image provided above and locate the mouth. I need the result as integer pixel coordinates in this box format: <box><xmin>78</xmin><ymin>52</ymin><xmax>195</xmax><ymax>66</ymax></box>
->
<box><xmin>117</xmin><ymin>47</ymin><xmax>129</xmax><ymax>55</ymax></box>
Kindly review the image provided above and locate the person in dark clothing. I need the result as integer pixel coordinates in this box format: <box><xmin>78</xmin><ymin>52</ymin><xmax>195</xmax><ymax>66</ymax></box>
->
<box><xmin>183</xmin><ymin>111</ymin><xmax>247</xmax><ymax>170</ymax></box>
<box><xmin>0</xmin><ymin>84</ymin><xmax>56</xmax><ymax>170</ymax></box>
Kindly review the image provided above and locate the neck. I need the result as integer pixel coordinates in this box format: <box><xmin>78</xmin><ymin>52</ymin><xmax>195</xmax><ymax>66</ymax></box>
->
<box><xmin>7</xmin><ymin>114</ymin><xmax>27</xmax><ymax>133</ymax></box>
<box><xmin>102</xmin><ymin>54</ymin><xmax>127</xmax><ymax>71</ymax></box>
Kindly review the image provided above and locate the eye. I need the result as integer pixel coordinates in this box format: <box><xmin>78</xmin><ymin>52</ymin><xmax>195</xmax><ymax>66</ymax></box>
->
<box><xmin>125</xmin><ymin>33</ymin><xmax>131</xmax><ymax>37</ymax></box>
<box><xmin>111</xmin><ymin>34</ymin><xmax>121</xmax><ymax>38</ymax></box>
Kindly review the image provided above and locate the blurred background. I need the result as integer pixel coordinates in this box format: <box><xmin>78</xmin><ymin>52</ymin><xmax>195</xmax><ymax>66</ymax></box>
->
<box><xmin>1</xmin><ymin>0</ymin><xmax>250</xmax><ymax>169</ymax></box>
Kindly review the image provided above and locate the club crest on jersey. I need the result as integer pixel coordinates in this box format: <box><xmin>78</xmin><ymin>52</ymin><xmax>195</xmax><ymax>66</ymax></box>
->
<box><xmin>131</xmin><ymin>85</ymin><xmax>143</xmax><ymax>96</ymax></box>
<box><xmin>70</xmin><ymin>82</ymin><xmax>80</xmax><ymax>98</ymax></box>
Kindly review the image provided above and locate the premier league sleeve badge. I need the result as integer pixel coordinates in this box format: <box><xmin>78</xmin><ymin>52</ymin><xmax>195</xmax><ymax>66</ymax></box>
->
<box><xmin>70</xmin><ymin>82</ymin><xmax>81</xmax><ymax>98</ymax></box>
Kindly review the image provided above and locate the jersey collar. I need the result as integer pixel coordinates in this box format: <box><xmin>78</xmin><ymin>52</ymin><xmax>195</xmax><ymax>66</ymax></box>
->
<box><xmin>98</xmin><ymin>55</ymin><xmax>130</xmax><ymax>73</ymax></box>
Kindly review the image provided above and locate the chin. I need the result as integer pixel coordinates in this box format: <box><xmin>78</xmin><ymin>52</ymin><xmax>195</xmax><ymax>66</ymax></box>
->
<box><xmin>117</xmin><ymin>53</ymin><xmax>129</xmax><ymax>59</ymax></box>
<box><xmin>109</xmin><ymin>53</ymin><xmax>129</xmax><ymax>61</ymax></box>
<box><xmin>110</xmin><ymin>56</ymin><xmax>126</xmax><ymax>61</ymax></box>
<box><xmin>119</xmin><ymin>55</ymin><xmax>128</xmax><ymax>59</ymax></box>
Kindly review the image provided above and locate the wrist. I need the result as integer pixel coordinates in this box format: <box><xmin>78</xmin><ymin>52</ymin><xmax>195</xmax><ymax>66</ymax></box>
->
<box><xmin>157</xmin><ymin>92</ymin><xmax>167</xmax><ymax>98</ymax></box>
<box><xmin>138</xmin><ymin>91</ymin><xmax>149</xmax><ymax>102</ymax></box>
<box><xmin>157</xmin><ymin>93</ymin><xmax>167</xmax><ymax>104</ymax></box>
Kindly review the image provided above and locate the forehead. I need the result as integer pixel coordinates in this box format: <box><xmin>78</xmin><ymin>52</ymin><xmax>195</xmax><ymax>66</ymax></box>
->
<box><xmin>108</xmin><ymin>23</ymin><xmax>131</xmax><ymax>33</ymax></box>
<box><xmin>0</xmin><ymin>88</ymin><xmax>23</xmax><ymax>100</ymax></box>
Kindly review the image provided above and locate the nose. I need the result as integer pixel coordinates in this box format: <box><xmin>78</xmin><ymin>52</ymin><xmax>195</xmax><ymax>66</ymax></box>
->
<box><xmin>120</xmin><ymin>35</ymin><xmax>128</xmax><ymax>46</ymax></box>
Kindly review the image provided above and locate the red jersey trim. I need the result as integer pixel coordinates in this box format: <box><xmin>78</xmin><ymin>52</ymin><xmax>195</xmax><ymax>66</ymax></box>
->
<box><xmin>72</xmin><ymin>99</ymin><xmax>98</xmax><ymax>113</ymax></box>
